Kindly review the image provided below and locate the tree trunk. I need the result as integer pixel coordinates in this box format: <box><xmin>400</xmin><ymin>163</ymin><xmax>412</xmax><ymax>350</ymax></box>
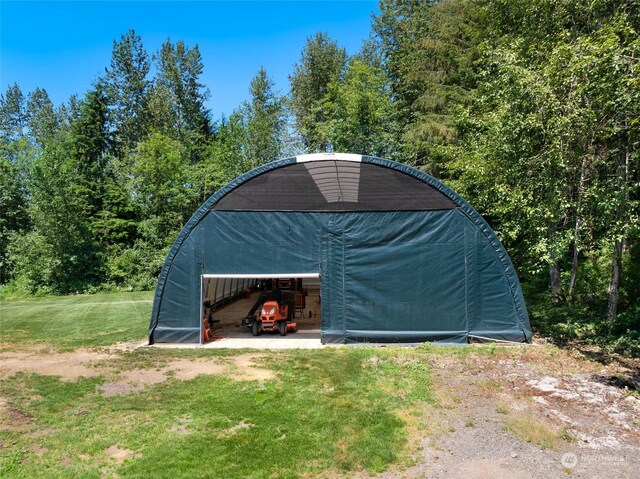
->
<box><xmin>607</xmin><ymin>146</ymin><xmax>630</xmax><ymax>320</ymax></box>
<box><xmin>568</xmin><ymin>242</ymin><xmax>579</xmax><ymax>299</ymax></box>
<box><xmin>549</xmin><ymin>222</ymin><xmax>563</xmax><ymax>303</ymax></box>
<box><xmin>607</xmin><ymin>240</ymin><xmax>623</xmax><ymax>320</ymax></box>
<box><xmin>550</xmin><ymin>262</ymin><xmax>562</xmax><ymax>303</ymax></box>
<box><xmin>568</xmin><ymin>158</ymin><xmax>586</xmax><ymax>299</ymax></box>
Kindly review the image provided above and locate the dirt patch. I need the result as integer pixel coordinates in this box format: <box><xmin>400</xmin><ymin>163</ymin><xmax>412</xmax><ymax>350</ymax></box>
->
<box><xmin>97</xmin><ymin>354</ymin><xmax>274</xmax><ymax>397</ymax></box>
<box><xmin>26</xmin><ymin>443</ymin><xmax>47</xmax><ymax>457</ymax></box>
<box><xmin>25</xmin><ymin>427</ymin><xmax>56</xmax><ymax>439</ymax></box>
<box><xmin>120</xmin><ymin>367</ymin><xmax>168</xmax><ymax>385</ymax></box>
<box><xmin>98</xmin><ymin>381</ymin><xmax>143</xmax><ymax>397</ymax></box>
<box><xmin>107</xmin><ymin>339</ymin><xmax>148</xmax><ymax>352</ymax></box>
<box><xmin>0</xmin><ymin>344</ymin><xmax>274</xmax><ymax>397</ymax></box>
<box><xmin>448</xmin><ymin>458</ymin><xmax>531</xmax><ymax>479</ymax></box>
<box><xmin>231</xmin><ymin>353</ymin><xmax>275</xmax><ymax>381</ymax></box>
<box><xmin>0</xmin><ymin>343</ymin><xmax>55</xmax><ymax>354</ymax></box>
<box><xmin>104</xmin><ymin>444</ymin><xmax>139</xmax><ymax>465</ymax></box>
<box><xmin>170</xmin><ymin>359</ymin><xmax>228</xmax><ymax>380</ymax></box>
<box><xmin>0</xmin><ymin>349</ymin><xmax>110</xmax><ymax>381</ymax></box>
<box><xmin>98</xmin><ymin>368</ymin><xmax>168</xmax><ymax>397</ymax></box>
<box><xmin>0</xmin><ymin>396</ymin><xmax>33</xmax><ymax>431</ymax></box>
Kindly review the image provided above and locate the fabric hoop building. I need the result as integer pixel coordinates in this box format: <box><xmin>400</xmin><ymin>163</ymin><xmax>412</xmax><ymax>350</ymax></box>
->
<box><xmin>149</xmin><ymin>153</ymin><xmax>531</xmax><ymax>344</ymax></box>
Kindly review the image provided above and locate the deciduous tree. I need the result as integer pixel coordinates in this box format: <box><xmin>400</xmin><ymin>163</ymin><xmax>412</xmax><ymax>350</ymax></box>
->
<box><xmin>290</xmin><ymin>32</ymin><xmax>346</xmax><ymax>152</ymax></box>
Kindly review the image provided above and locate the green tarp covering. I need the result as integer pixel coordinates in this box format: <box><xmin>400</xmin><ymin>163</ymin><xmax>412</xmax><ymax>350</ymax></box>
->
<box><xmin>149</xmin><ymin>154</ymin><xmax>531</xmax><ymax>344</ymax></box>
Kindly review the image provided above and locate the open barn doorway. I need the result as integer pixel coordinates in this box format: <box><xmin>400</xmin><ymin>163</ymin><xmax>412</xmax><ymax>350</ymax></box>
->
<box><xmin>199</xmin><ymin>273</ymin><xmax>321</xmax><ymax>347</ymax></box>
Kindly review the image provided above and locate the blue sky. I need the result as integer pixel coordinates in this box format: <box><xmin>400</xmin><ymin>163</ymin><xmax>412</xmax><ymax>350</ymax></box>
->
<box><xmin>1</xmin><ymin>0</ymin><xmax>378</xmax><ymax>118</ymax></box>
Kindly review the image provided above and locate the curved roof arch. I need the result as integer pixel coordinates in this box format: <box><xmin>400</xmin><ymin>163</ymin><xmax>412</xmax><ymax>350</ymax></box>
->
<box><xmin>150</xmin><ymin>153</ymin><xmax>530</xmax><ymax>344</ymax></box>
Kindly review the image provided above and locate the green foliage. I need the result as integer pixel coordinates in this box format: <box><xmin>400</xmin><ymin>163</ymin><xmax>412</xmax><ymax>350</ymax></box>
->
<box><xmin>92</xmin><ymin>176</ymin><xmax>138</xmax><ymax>250</ymax></box>
<box><xmin>373</xmin><ymin>0</ymin><xmax>482</xmax><ymax>168</ymax></box>
<box><xmin>104</xmin><ymin>29</ymin><xmax>151</xmax><ymax>157</ymax></box>
<box><xmin>105</xmin><ymin>242</ymin><xmax>166</xmax><ymax>291</ymax></box>
<box><xmin>25</xmin><ymin>87</ymin><xmax>59</xmax><ymax>146</ymax></box>
<box><xmin>242</xmin><ymin>67</ymin><xmax>286</xmax><ymax>169</ymax></box>
<box><xmin>606</xmin><ymin>307</ymin><xmax>640</xmax><ymax>357</ymax></box>
<box><xmin>194</xmin><ymin>113</ymin><xmax>246</xmax><ymax>199</ymax></box>
<box><xmin>448</xmin><ymin>0</ymin><xmax>639</xmax><ymax>313</ymax></box>
<box><xmin>527</xmin><ymin>290</ymin><xmax>640</xmax><ymax>357</ymax></box>
<box><xmin>290</xmin><ymin>32</ymin><xmax>346</xmax><ymax>151</ymax></box>
<box><xmin>129</xmin><ymin>132</ymin><xmax>193</xmax><ymax>243</ymax></box>
<box><xmin>0</xmin><ymin>157</ymin><xmax>29</xmax><ymax>283</ymax></box>
<box><xmin>156</xmin><ymin>38</ymin><xmax>211</xmax><ymax>143</ymax></box>
<box><xmin>190</xmin><ymin>68</ymin><xmax>287</xmax><ymax>202</ymax></box>
<box><xmin>20</xmin><ymin>133</ymin><xmax>101</xmax><ymax>293</ymax></box>
<box><xmin>321</xmin><ymin>59</ymin><xmax>395</xmax><ymax>156</ymax></box>
<box><xmin>1</xmin><ymin>30</ymin><xmax>220</xmax><ymax>296</ymax></box>
<box><xmin>5</xmin><ymin>230</ymin><xmax>57</xmax><ymax>295</ymax></box>
<box><xmin>145</xmin><ymin>82</ymin><xmax>179</xmax><ymax>135</ymax></box>
<box><xmin>0</xmin><ymin>83</ymin><xmax>27</xmax><ymax>145</ymax></box>
<box><xmin>70</xmin><ymin>83</ymin><xmax>110</xmax><ymax>186</ymax></box>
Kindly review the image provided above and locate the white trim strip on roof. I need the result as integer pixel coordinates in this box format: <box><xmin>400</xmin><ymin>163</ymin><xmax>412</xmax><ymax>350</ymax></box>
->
<box><xmin>202</xmin><ymin>273</ymin><xmax>320</xmax><ymax>279</ymax></box>
<box><xmin>296</xmin><ymin>153</ymin><xmax>362</xmax><ymax>163</ymax></box>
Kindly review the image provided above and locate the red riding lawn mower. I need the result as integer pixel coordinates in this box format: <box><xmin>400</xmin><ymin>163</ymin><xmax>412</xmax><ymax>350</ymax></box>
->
<box><xmin>249</xmin><ymin>300</ymin><xmax>297</xmax><ymax>336</ymax></box>
<box><xmin>243</xmin><ymin>284</ymin><xmax>299</xmax><ymax>336</ymax></box>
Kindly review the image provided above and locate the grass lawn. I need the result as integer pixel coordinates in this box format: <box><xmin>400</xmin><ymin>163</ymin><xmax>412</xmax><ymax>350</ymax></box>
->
<box><xmin>0</xmin><ymin>291</ymin><xmax>153</xmax><ymax>349</ymax></box>
<box><xmin>0</xmin><ymin>292</ymin><xmax>435</xmax><ymax>478</ymax></box>
<box><xmin>5</xmin><ymin>292</ymin><xmax>629</xmax><ymax>478</ymax></box>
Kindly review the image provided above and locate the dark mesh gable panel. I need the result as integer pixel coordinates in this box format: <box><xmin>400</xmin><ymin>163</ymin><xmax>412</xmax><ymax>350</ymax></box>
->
<box><xmin>212</xmin><ymin>161</ymin><xmax>457</xmax><ymax>211</ymax></box>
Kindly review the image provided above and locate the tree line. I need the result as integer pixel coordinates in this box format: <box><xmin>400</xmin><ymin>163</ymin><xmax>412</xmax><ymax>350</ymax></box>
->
<box><xmin>1</xmin><ymin>1</ymin><xmax>638</xmax><ymax>349</ymax></box>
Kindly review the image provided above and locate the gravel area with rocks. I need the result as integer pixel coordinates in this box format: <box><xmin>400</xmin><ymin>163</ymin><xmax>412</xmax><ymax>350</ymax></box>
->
<box><xmin>366</xmin><ymin>345</ymin><xmax>639</xmax><ymax>479</ymax></box>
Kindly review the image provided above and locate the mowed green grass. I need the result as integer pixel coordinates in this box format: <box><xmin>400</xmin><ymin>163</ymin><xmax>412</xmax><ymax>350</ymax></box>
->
<box><xmin>0</xmin><ymin>291</ymin><xmax>153</xmax><ymax>349</ymax></box>
<box><xmin>0</xmin><ymin>292</ymin><xmax>435</xmax><ymax>478</ymax></box>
